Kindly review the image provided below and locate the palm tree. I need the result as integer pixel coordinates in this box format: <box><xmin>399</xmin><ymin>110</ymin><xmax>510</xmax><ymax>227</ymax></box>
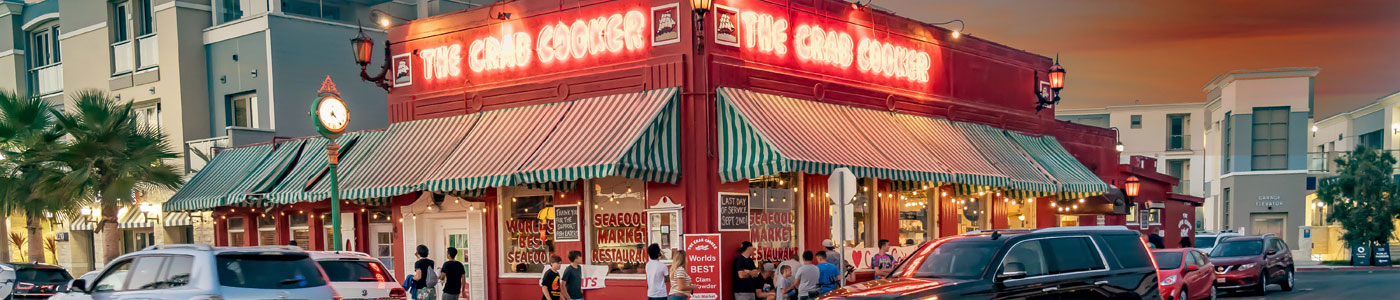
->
<box><xmin>0</xmin><ymin>91</ymin><xmax>69</xmax><ymax>263</ymax></box>
<box><xmin>48</xmin><ymin>90</ymin><xmax>182</xmax><ymax>262</ymax></box>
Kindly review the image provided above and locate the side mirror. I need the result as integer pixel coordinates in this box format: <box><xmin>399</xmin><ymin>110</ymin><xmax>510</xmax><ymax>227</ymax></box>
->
<box><xmin>1186</xmin><ymin>265</ymin><xmax>1199</xmax><ymax>272</ymax></box>
<box><xmin>68</xmin><ymin>279</ymin><xmax>87</xmax><ymax>293</ymax></box>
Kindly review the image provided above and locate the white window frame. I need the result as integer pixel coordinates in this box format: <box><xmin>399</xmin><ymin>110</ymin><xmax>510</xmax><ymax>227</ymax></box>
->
<box><xmin>227</xmin><ymin>92</ymin><xmax>259</xmax><ymax>128</ymax></box>
<box><xmin>496</xmin><ymin>186</ymin><xmax>555</xmax><ymax>279</ymax></box>
<box><xmin>135</xmin><ymin>103</ymin><xmax>161</xmax><ymax>129</ymax></box>
<box><xmin>226</xmin><ymin>216</ymin><xmax>246</xmax><ymax>246</ymax></box>
<box><xmin>583</xmin><ymin>177</ymin><xmax>648</xmax><ymax>279</ymax></box>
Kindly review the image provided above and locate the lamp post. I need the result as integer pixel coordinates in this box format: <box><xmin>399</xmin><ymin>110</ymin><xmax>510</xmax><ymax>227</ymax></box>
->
<box><xmin>691</xmin><ymin>0</ymin><xmax>713</xmax><ymax>54</ymax></box>
<box><xmin>311</xmin><ymin>77</ymin><xmax>350</xmax><ymax>250</ymax></box>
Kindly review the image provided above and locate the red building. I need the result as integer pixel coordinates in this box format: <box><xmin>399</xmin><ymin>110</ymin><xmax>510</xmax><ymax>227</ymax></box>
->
<box><xmin>166</xmin><ymin>0</ymin><xmax>1192</xmax><ymax>299</ymax></box>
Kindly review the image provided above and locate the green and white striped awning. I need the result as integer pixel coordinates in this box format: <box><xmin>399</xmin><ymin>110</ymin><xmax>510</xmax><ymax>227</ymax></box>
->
<box><xmin>164</xmin><ymin>145</ymin><xmax>273</xmax><ymax>211</ymax></box>
<box><xmin>338</xmin><ymin>115</ymin><xmax>479</xmax><ymax>201</ymax></box>
<box><xmin>163</xmin><ymin>212</ymin><xmax>192</xmax><ymax>227</ymax></box>
<box><xmin>68</xmin><ymin>215</ymin><xmax>95</xmax><ymax>231</ymax></box>
<box><xmin>717</xmin><ymin>88</ymin><xmax>949</xmax><ymax>182</ymax></box>
<box><xmin>118</xmin><ymin>207</ymin><xmax>154</xmax><ymax>229</ymax></box>
<box><xmin>1009</xmin><ymin>133</ymin><xmax>1112</xmax><ymax>200</ymax></box>
<box><xmin>514</xmin><ymin>87</ymin><xmax>681</xmax><ymax>185</ymax></box>
<box><xmin>224</xmin><ymin>139</ymin><xmax>308</xmax><ymax>207</ymax></box>
<box><xmin>264</xmin><ymin>131</ymin><xmax>381</xmax><ymax>205</ymax></box>
<box><xmin>893</xmin><ymin>115</ymin><xmax>1014</xmax><ymax>188</ymax></box>
<box><xmin>954</xmin><ymin>122</ymin><xmax>1059</xmax><ymax>194</ymax></box>
<box><xmin>420</xmin><ymin>102</ymin><xmax>573</xmax><ymax>194</ymax></box>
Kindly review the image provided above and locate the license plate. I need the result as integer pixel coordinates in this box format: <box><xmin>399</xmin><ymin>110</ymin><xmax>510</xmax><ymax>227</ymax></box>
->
<box><xmin>1217</xmin><ymin>278</ymin><xmax>1226</xmax><ymax>283</ymax></box>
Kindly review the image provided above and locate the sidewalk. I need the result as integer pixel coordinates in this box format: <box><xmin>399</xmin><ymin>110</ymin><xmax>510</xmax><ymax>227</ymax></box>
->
<box><xmin>1295</xmin><ymin>259</ymin><xmax>1400</xmax><ymax>271</ymax></box>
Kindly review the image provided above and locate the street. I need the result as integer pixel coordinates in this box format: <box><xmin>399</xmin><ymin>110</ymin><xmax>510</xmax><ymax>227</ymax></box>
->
<box><xmin>1222</xmin><ymin>270</ymin><xmax>1400</xmax><ymax>299</ymax></box>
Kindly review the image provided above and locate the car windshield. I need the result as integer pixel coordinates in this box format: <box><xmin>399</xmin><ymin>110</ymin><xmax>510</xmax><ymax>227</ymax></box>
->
<box><xmin>16</xmin><ymin>269</ymin><xmax>71</xmax><ymax>283</ymax></box>
<box><xmin>1152</xmin><ymin>252</ymin><xmax>1183</xmax><ymax>269</ymax></box>
<box><xmin>216</xmin><ymin>253</ymin><xmax>328</xmax><ymax>289</ymax></box>
<box><xmin>892</xmin><ymin>238</ymin><xmax>1001</xmax><ymax>280</ymax></box>
<box><xmin>1210</xmin><ymin>240</ymin><xmax>1263</xmax><ymax>257</ymax></box>
<box><xmin>1195</xmin><ymin>236</ymin><xmax>1218</xmax><ymax>249</ymax></box>
<box><xmin>317</xmin><ymin>260</ymin><xmax>394</xmax><ymax>282</ymax></box>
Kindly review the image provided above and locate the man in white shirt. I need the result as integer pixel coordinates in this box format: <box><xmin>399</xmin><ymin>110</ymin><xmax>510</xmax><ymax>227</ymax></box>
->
<box><xmin>793</xmin><ymin>251</ymin><xmax>821</xmax><ymax>300</ymax></box>
<box><xmin>645</xmin><ymin>244</ymin><xmax>669</xmax><ymax>300</ymax></box>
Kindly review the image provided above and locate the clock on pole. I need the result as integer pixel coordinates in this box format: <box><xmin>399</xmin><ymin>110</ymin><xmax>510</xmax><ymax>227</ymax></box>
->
<box><xmin>311</xmin><ymin>76</ymin><xmax>350</xmax><ymax>251</ymax></box>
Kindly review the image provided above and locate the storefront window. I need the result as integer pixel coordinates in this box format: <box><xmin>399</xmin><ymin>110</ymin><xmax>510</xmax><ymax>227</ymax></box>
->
<box><xmin>227</xmin><ymin>217</ymin><xmax>245</xmax><ymax>246</ymax></box>
<box><xmin>749</xmin><ymin>173</ymin><xmax>798</xmax><ymax>261</ymax></box>
<box><xmin>897</xmin><ymin>186</ymin><xmax>934</xmax><ymax>246</ymax></box>
<box><xmin>503</xmin><ymin>188</ymin><xmax>554</xmax><ymax>274</ymax></box>
<box><xmin>954</xmin><ymin>194</ymin><xmax>989</xmax><ymax>234</ymax></box>
<box><xmin>290</xmin><ymin>214</ymin><xmax>309</xmax><ymax>249</ymax></box>
<box><xmin>258</xmin><ymin>214</ymin><xmax>276</xmax><ymax>246</ymax></box>
<box><xmin>1005</xmin><ymin>198</ymin><xmax>1035</xmax><ymax>229</ymax></box>
<box><xmin>589</xmin><ymin>177</ymin><xmax>646</xmax><ymax>274</ymax></box>
<box><xmin>833</xmin><ymin>178</ymin><xmax>876</xmax><ymax>248</ymax></box>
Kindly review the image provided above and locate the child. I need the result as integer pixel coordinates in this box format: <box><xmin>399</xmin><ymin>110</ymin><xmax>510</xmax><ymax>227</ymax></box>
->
<box><xmin>776</xmin><ymin>265</ymin><xmax>795</xmax><ymax>300</ymax></box>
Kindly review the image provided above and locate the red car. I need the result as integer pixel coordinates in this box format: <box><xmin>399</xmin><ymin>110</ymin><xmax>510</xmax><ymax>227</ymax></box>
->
<box><xmin>1153</xmin><ymin>248</ymin><xmax>1217</xmax><ymax>300</ymax></box>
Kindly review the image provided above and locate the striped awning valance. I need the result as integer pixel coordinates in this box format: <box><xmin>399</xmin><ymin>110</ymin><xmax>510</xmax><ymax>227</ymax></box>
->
<box><xmin>338</xmin><ymin>114</ymin><xmax>479</xmax><ymax>201</ymax></box>
<box><xmin>225</xmin><ymin>139</ymin><xmax>308</xmax><ymax>207</ymax></box>
<box><xmin>264</xmin><ymin>132</ymin><xmax>379</xmax><ymax>205</ymax></box>
<box><xmin>514</xmin><ymin>87</ymin><xmax>682</xmax><ymax>185</ymax></box>
<box><xmin>68</xmin><ymin>215</ymin><xmax>95</xmax><ymax>231</ymax></box>
<box><xmin>1008</xmin><ymin>133</ymin><xmax>1112</xmax><ymax>200</ymax></box>
<box><xmin>894</xmin><ymin>115</ymin><xmax>1014</xmax><ymax>188</ymax></box>
<box><xmin>118</xmin><ymin>207</ymin><xmax>153</xmax><ymax>229</ymax></box>
<box><xmin>717</xmin><ymin>88</ymin><xmax>949</xmax><ymax>183</ymax></box>
<box><xmin>954</xmin><ymin>122</ymin><xmax>1059</xmax><ymax>194</ymax></box>
<box><xmin>164</xmin><ymin>145</ymin><xmax>273</xmax><ymax>211</ymax></box>
<box><xmin>420</xmin><ymin>102</ymin><xmax>573</xmax><ymax>193</ymax></box>
<box><xmin>163</xmin><ymin>211</ymin><xmax>192</xmax><ymax>227</ymax></box>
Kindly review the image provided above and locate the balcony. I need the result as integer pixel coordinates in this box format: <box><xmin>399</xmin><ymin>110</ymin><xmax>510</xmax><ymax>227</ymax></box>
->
<box><xmin>111</xmin><ymin>40</ymin><xmax>134</xmax><ymax>75</ymax></box>
<box><xmin>184</xmin><ymin>136</ymin><xmax>230</xmax><ymax>174</ymax></box>
<box><xmin>1167</xmin><ymin>134</ymin><xmax>1191</xmax><ymax>151</ymax></box>
<box><xmin>1174</xmin><ymin>180</ymin><xmax>1190</xmax><ymax>194</ymax></box>
<box><xmin>137</xmin><ymin>34</ymin><xmax>158</xmax><ymax>70</ymax></box>
<box><xmin>30</xmin><ymin>63</ymin><xmax>63</xmax><ymax>96</ymax></box>
<box><xmin>1308</xmin><ymin>150</ymin><xmax>1400</xmax><ymax>173</ymax></box>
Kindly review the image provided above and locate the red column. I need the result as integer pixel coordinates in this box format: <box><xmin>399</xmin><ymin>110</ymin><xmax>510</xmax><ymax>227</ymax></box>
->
<box><xmin>1036</xmin><ymin>197</ymin><xmax>1056</xmax><ymax>228</ymax></box>
<box><xmin>213</xmin><ymin>211</ymin><xmax>228</xmax><ymax>247</ymax></box>
<box><xmin>939</xmin><ymin>187</ymin><xmax>957</xmax><ymax>238</ymax></box>
<box><xmin>804</xmin><ymin>174</ymin><xmax>831</xmax><ymax>252</ymax></box>
<box><xmin>991</xmin><ymin>196</ymin><xmax>1009</xmax><ymax>229</ymax></box>
<box><xmin>309</xmin><ymin>210</ymin><xmax>324</xmax><ymax>251</ymax></box>
<box><xmin>276</xmin><ymin>211</ymin><xmax>290</xmax><ymax>246</ymax></box>
<box><xmin>878</xmin><ymin>180</ymin><xmax>898</xmax><ymax>243</ymax></box>
<box><xmin>391</xmin><ymin>201</ymin><xmax>406</xmax><ymax>278</ymax></box>
<box><xmin>243</xmin><ymin>213</ymin><xmax>258</xmax><ymax>246</ymax></box>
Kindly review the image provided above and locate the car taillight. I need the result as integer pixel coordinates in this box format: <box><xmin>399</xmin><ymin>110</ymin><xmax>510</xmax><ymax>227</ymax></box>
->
<box><xmin>187</xmin><ymin>295</ymin><xmax>223</xmax><ymax>300</ymax></box>
<box><xmin>390</xmin><ymin>287</ymin><xmax>408</xmax><ymax>299</ymax></box>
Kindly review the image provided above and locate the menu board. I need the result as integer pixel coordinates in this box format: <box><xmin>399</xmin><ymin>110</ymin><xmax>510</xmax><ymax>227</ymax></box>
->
<box><xmin>718</xmin><ymin>193</ymin><xmax>750</xmax><ymax>231</ymax></box>
<box><xmin>554</xmin><ymin>204</ymin><xmax>581</xmax><ymax>242</ymax></box>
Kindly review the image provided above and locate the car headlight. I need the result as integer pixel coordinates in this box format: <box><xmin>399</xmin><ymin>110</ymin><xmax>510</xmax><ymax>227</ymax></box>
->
<box><xmin>1160</xmin><ymin>274</ymin><xmax>1178</xmax><ymax>286</ymax></box>
<box><xmin>1238</xmin><ymin>263</ymin><xmax>1257</xmax><ymax>270</ymax></box>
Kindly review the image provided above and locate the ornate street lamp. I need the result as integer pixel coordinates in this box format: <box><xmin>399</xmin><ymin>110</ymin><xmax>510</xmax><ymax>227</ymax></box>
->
<box><xmin>691</xmin><ymin>0</ymin><xmax>713</xmax><ymax>53</ymax></box>
<box><xmin>1035</xmin><ymin>55</ymin><xmax>1067</xmax><ymax>111</ymax></box>
<box><xmin>1124</xmin><ymin>176</ymin><xmax>1141</xmax><ymax>202</ymax></box>
<box><xmin>351</xmin><ymin>27</ymin><xmax>393</xmax><ymax>91</ymax></box>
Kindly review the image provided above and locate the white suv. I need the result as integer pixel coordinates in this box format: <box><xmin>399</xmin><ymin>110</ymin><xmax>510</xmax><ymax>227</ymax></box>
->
<box><xmin>59</xmin><ymin>244</ymin><xmax>339</xmax><ymax>300</ymax></box>
<box><xmin>308</xmin><ymin>251</ymin><xmax>406</xmax><ymax>300</ymax></box>
<box><xmin>1195</xmin><ymin>231</ymin><xmax>1241</xmax><ymax>255</ymax></box>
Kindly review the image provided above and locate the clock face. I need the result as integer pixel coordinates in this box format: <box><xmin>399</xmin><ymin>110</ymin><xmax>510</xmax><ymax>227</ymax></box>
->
<box><xmin>317</xmin><ymin>97</ymin><xmax>349</xmax><ymax>132</ymax></box>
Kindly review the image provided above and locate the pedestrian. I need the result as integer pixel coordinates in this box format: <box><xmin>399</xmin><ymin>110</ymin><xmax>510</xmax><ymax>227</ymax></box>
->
<box><xmin>793</xmin><ymin>251</ymin><xmax>820</xmax><ymax>300</ymax></box>
<box><xmin>668</xmin><ymin>249</ymin><xmax>694</xmax><ymax>300</ymax></box>
<box><xmin>871</xmin><ymin>239</ymin><xmax>896</xmax><ymax>279</ymax></box>
<box><xmin>820</xmin><ymin>239</ymin><xmax>851</xmax><ymax>279</ymax></box>
<box><xmin>413</xmin><ymin>245</ymin><xmax>438</xmax><ymax>300</ymax></box>
<box><xmin>815</xmin><ymin>251</ymin><xmax>840</xmax><ymax>295</ymax></box>
<box><xmin>733</xmin><ymin>241</ymin><xmax>759</xmax><ymax>300</ymax></box>
<box><xmin>440</xmin><ymin>247</ymin><xmax>466</xmax><ymax>300</ymax></box>
<box><xmin>779</xmin><ymin>254</ymin><xmax>801</xmax><ymax>278</ymax></box>
<box><xmin>561</xmin><ymin>250</ymin><xmax>585</xmax><ymax>300</ymax></box>
<box><xmin>1179</xmin><ymin>237</ymin><xmax>1193</xmax><ymax>248</ymax></box>
<box><xmin>540</xmin><ymin>255</ymin><xmax>563</xmax><ymax>300</ymax></box>
<box><xmin>1148</xmin><ymin>233</ymin><xmax>1165</xmax><ymax>249</ymax></box>
<box><xmin>646</xmin><ymin>244</ymin><xmax>669</xmax><ymax>300</ymax></box>
<box><xmin>289</xmin><ymin>240</ymin><xmax>299</xmax><ymax>248</ymax></box>
<box><xmin>775</xmin><ymin>264</ymin><xmax>795</xmax><ymax>300</ymax></box>
<box><xmin>756</xmin><ymin>263</ymin><xmax>777</xmax><ymax>300</ymax></box>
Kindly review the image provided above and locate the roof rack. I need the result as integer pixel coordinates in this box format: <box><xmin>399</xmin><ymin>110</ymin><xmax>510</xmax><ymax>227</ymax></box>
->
<box><xmin>143</xmin><ymin>244</ymin><xmax>215</xmax><ymax>251</ymax></box>
<box><xmin>313</xmin><ymin>250</ymin><xmax>373</xmax><ymax>257</ymax></box>
<box><xmin>1033</xmin><ymin>226</ymin><xmax>1135</xmax><ymax>233</ymax></box>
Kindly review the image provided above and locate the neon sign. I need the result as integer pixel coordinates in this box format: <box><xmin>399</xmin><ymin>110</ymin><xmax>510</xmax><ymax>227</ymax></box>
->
<box><xmin>413</xmin><ymin>9</ymin><xmax>650</xmax><ymax>82</ymax></box>
<box><xmin>468</xmin><ymin>30</ymin><xmax>532</xmax><ymax>73</ymax></box>
<box><xmin>794</xmin><ymin>25</ymin><xmax>853</xmax><ymax>68</ymax></box>
<box><xmin>740</xmin><ymin>11</ymin><xmax>787</xmax><ymax>55</ymax></box>
<box><xmin>858</xmin><ymin>39</ymin><xmax>931</xmax><ymax>83</ymax></box>
<box><xmin>723</xmin><ymin>7</ymin><xmax>933</xmax><ymax>85</ymax></box>
<box><xmin>536</xmin><ymin>11</ymin><xmax>648</xmax><ymax>64</ymax></box>
<box><xmin>420</xmin><ymin>44</ymin><xmax>462</xmax><ymax>81</ymax></box>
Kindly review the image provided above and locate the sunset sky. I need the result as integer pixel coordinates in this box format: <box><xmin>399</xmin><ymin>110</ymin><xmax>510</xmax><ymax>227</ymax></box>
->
<box><xmin>877</xmin><ymin>0</ymin><xmax>1400</xmax><ymax>118</ymax></box>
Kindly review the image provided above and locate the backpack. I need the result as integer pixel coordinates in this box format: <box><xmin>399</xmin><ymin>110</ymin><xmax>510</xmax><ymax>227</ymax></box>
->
<box><xmin>422</xmin><ymin>265</ymin><xmax>439</xmax><ymax>288</ymax></box>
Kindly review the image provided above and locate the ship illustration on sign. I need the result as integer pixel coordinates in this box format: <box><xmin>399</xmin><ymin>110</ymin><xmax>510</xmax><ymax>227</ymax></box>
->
<box><xmin>652</xmin><ymin>3</ymin><xmax>680</xmax><ymax>46</ymax></box>
<box><xmin>714</xmin><ymin>5</ymin><xmax>739</xmax><ymax>46</ymax></box>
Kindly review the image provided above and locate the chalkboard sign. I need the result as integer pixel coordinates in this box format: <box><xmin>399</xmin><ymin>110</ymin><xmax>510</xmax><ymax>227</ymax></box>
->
<box><xmin>718</xmin><ymin>193</ymin><xmax>750</xmax><ymax>231</ymax></box>
<box><xmin>1375</xmin><ymin>242</ymin><xmax>1392</xmax><ymax>266</ymax></box>
<box><xmin>555</xmin><ymin>204</ymin><xmax>581</xmax><ymax>242</ymax></box>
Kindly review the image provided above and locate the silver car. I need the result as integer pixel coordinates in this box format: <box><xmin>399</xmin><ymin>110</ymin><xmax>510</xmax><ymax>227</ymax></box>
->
<box><xmin>58</xmin><ymin>244</ymin><xmax>340</xmax><ymax>300</ymax></box>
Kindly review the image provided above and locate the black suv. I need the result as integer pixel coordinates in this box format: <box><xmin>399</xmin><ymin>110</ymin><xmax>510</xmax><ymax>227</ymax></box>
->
<box><xmin>821</xmin><ymin>226</ymin><xmax>1161</xmax><ymax>299</ymax></box>
<box><xmin>1</xmin><ymin>263</ymin><xmax>73</xmax><ymax>299</ymax></box>
<box><xmin>1209</xmin><ymin>235</ymin><xmax>1294</xmax><ymax>295</ymax></box>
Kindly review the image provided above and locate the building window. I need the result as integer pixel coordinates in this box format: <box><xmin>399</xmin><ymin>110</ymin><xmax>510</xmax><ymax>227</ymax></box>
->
<box><xmin>1146</xmin><ymin>209</ymin><xmax>1161</xmax><ymax>225</ymax></box>
<box><xmin>897</xmin><ymin>185</ymin><xmax>934</xmax><ymax>246</ymax></box>
<box><xmin>121</xmin><ymin>229</ymin><xmax>155</xmax><ymax>254</ymax></box>
<box><xmin>1126</xmin><ymin>207</ymin><xmax>1138</xmax><ymax>224</ymax></box>
<box><xmin>283</xmin><ymin>0</ymin><xmax>349</xmax><ymax>23</ymax></box>
<box><xmin>1222</xmin><ymin>188</ymin><xmax>1231</xmax><ymax>229</ymax></box>
<box><xmin>833</xmin><ymin>178</ymin><xmax>876</xmax><ymax>247</ymax></box>
<box><xmin>218</xmin><ymin>0</ymin><xmax>244</xmax><ymax>24</ymax></box>
<box><xmin>1251</xmin><ymin>107</ymin><xmax>1290</xmax><ymax>170</ymax></box>
<box><xmin>1130</xmin><ymin>115</ymin><xmax>1142</xmax><ymax>129</ymax></box>
<box><xmin>749</xmin><ymin>174</ymin><xmax>799</xmax><ymax>262</ymax></box>
<box><xmin>27</xmin><ymin>23</ymin><xmax>61</xmax><ymax>96</ymax></box>
<box><xmin>227</xmin><ymin>92</ymin><xmax>257</xmax><ymax>128</ymax></box>
<box><xmin>227</xmin><ymin>217</ymin><xmax>245</xmax><ymax>246</ymax></box>
<box><xmin>502</xmin><ymin>188</ymin><xmax>554</xmax><ymax>274</ymax></box>
<box><xmin>1167</xmin><ymin>114</ymin><xmax>1190</xmax><ymax>151</ymax></box>
<box><xmin>1223</xmin><ymin>112</ymin><xmax>1233</xmax><ymax>173</ymax></box>
<box><xmin>954</xmin><ymin>192</ymin><xmax>991</xmax><ymax>234</ymax></box>
<box><xmin>289</xmin><ymin>214</ymin><xmax>309</xmax><ymax>249</ymax></box>
<box><xmin>1005</xmin><ymin>197</ymin><xmax>1035</xmax><ymax>229</ymax></box>
<box><xmin>258</xmin><ymin>214</ymin><xmax>276</xmax><ymax>246</ymax></box>
<box><xmin>589</xmin><ymin>177</ymin><xmax>646</xmax><ymax>273</ymax></box>
<box><xmin>135</xmin><ymin>103</ymin><xmax>160</xmax><ymax>129</ymax></box>
<box><xmin>1359</xmin><ymin>130</ymin><xmax>1383</xmax><ymax>150</ymax></box>
<box><xmin>111</xmin><ymin>1</ymin><xmax>135</xmax><ymax>74</ymax></box>
<box><xmin>1167</xmin><ymin>159</ymin><xmax>1189</xmax><ymax>194</ymax></box>
<box><xmin>136</xmin><ymin>0</ymin><xmax>154</xmax><ymax>36</ymax></box>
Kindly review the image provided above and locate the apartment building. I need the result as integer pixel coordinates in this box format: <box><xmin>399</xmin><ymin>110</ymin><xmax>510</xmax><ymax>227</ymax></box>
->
<box><xmin>0</xmin><ymin>0</ymin><xmax>485</xmax><ymax>271</ymax></box>
<box><xmin>1061</xmin><ymin>67</ymin><xmax>1318</xmax><ymax>250</ymax></box>
<box><xmin>1304</xmin><ymin>89</ymin><xmax>1400</xmax><ymax>260</ymax></box>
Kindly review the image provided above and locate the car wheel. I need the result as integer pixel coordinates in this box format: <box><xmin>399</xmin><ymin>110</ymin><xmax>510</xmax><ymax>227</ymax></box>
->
<box><xmin>1256</xmin><ymin>270</ymin><xmax>1269</xmax><ymax>295</ymax></box>
<box><xmin>1209</xmin><ymin>285</ymin><xmax>1218</xmax><ymax>300</ymax></box>
<box><xmin>1280</xmin><ymin>268</ymin><xmax>1294</xmax><ymax>291</ymax></box>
